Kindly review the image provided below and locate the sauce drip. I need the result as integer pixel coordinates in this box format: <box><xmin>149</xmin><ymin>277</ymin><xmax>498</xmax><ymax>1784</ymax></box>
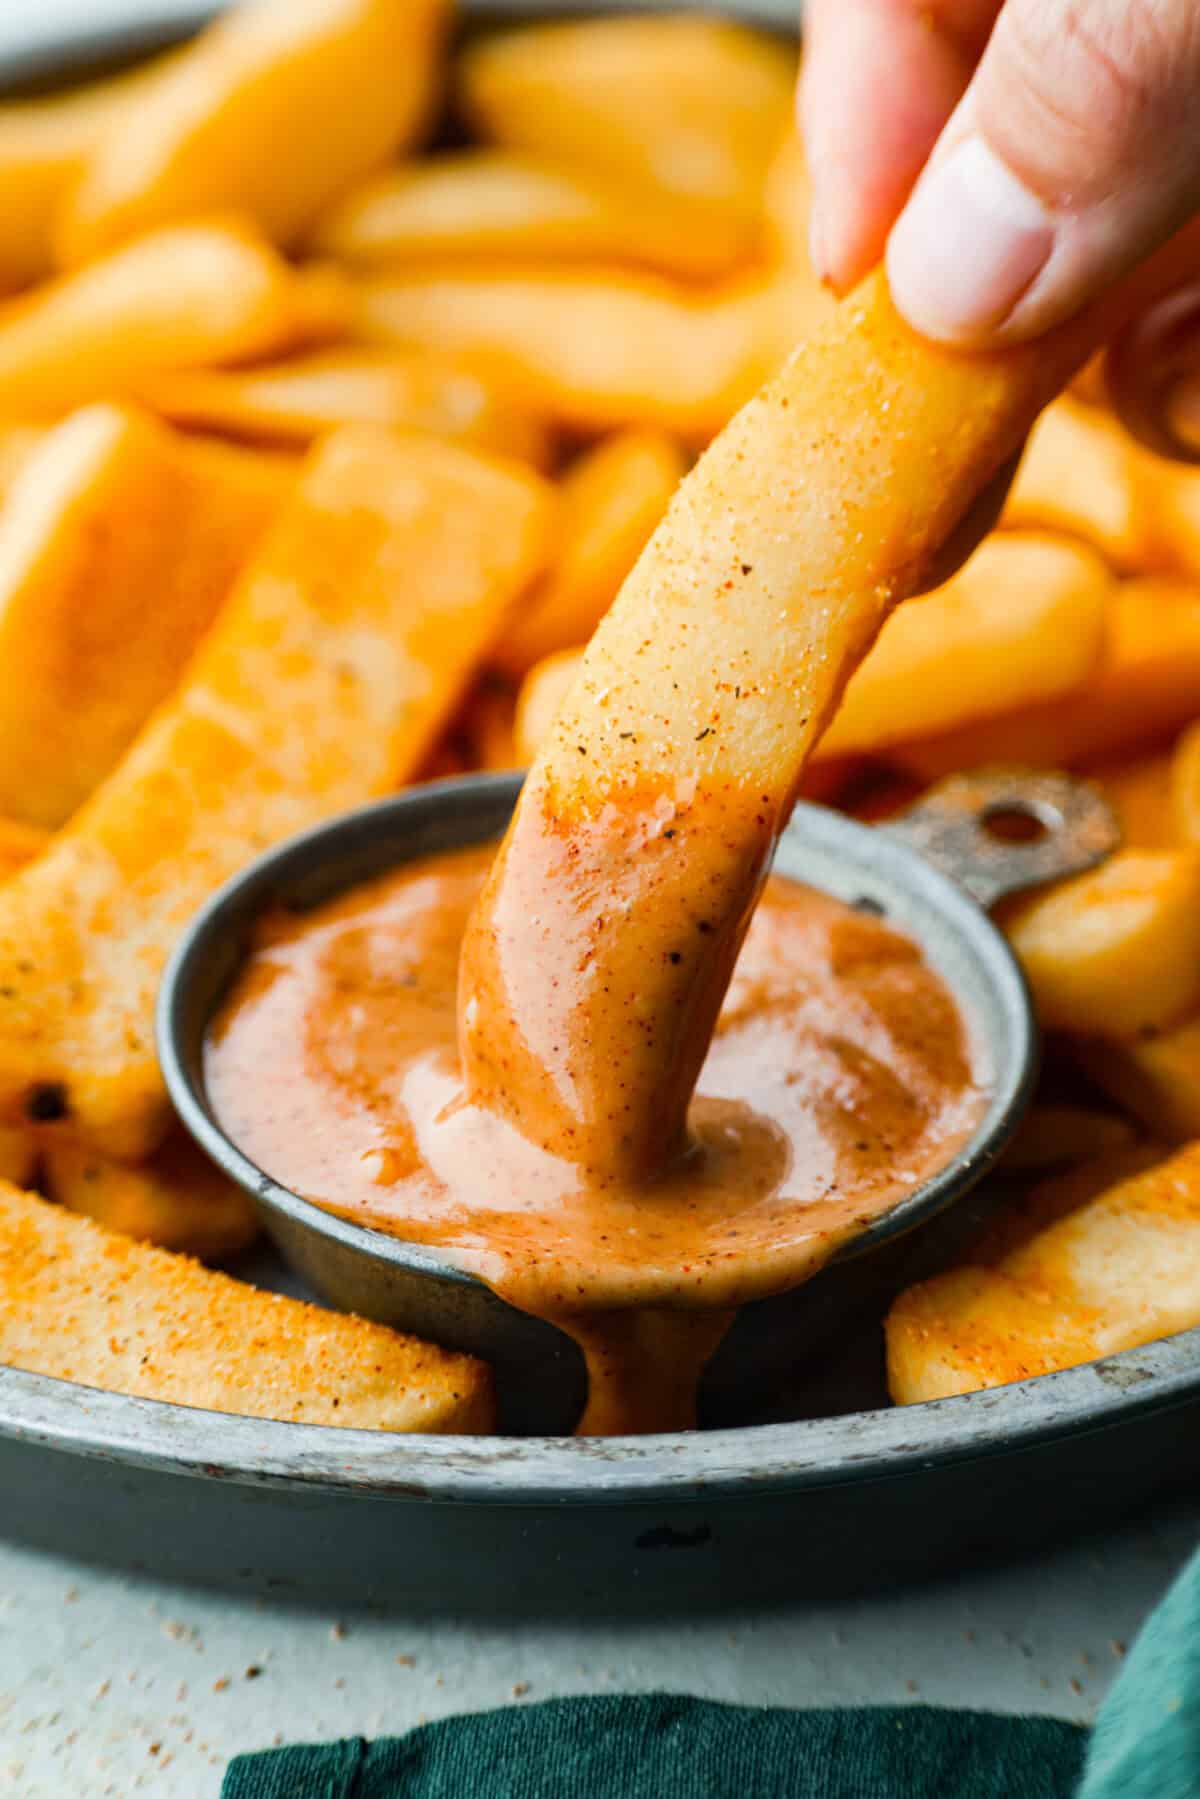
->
<box><xmin>207</xmin><ymin>843</ymin><xmax>986</xmax><ymax>1432</ymax></box>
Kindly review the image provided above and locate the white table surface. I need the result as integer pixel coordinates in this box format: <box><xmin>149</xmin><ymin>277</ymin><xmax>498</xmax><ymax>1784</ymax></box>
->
<box><xmin>0</xmin><ymin>1490</ymin><xmax>1196</xmax><ymax>1796</ymax></box>
<box><xmin>1</xmin><ymin>3</ymin><xmax>1197</xmax><ymax>1793</ymax></box>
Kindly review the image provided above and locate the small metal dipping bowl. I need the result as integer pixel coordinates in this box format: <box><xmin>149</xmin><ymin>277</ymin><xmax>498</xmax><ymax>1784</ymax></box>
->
<box><xmin>159</xmin><ymin>768</ymin><xmax>1117</xmax><ymax>1435</ymax></box>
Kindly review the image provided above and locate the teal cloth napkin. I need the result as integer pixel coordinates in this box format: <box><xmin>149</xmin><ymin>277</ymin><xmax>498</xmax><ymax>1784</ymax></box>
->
<box><xmin>222</xmin><ymin>1545</ymin><xmax>1200</xmax><ymax>1799</ymax></box>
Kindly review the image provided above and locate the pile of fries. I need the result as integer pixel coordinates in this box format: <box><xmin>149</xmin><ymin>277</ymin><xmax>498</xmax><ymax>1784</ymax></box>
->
<box><xmin>0</xmin><ymin>0</ymin><xmax>1198</xmax><ymax>1431</ymax></box>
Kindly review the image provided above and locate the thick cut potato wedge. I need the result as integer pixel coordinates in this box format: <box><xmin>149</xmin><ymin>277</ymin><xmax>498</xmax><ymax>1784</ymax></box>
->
<box><xmin>1090</xmin><ymin>749</ymin><xmax>1177</xmax><ymax>849</ymax></box>
<box><xmin>0</xmin><ymin>221</ymin><xmax>345</xmax><ymax>422</ymax></box>
<box><xmin>0</xmin><ymin>403</ymin><xmax>291</xmax><ymax>828</ymax></box>
<box><xmin>0</xmin><ymin>54</ymin><xmax>175</xmax><ymax>292</ymax></box>
<box><xmin>60</xmin><ymin>0</ymin><xmax>448</xmax><ymax>265</ymax></box>
<box><xmin>1075</xmin><ymin>1021</ymin><xmax>1200</xmax><ymax>1145</ymax></box>
<box><xmin>0</xmin><ymin>426</ymin><xmax>551</xmax><ymax>1158</ymax></box>
<box><xmin>0</xmin><ymin>1180</ymin><xmax>492</xmax><ymax>1431</ymax></box>
<box><xmin>497</xmin><ymin>429</ymin><xmax>687</xmax><ymax>677</ymax></box>
<box><xmin>899</xmin><ymin>578</ymin><xmax>1200</xmax><ymax>778</ymax></box>
<box><xmin>887</xmin><ymin>1144</ymin><xmax>1200</xmax><ymax>1403</ymax></box>
<box><xmin>0</xmin><ymin>427</ymin><xmax>43</xmax><ymax>502</ymax></box>
<box><xmin>0</xmin><ymin>1129</ymin><xmax>34</xmax><ymax>1188</ymax></box>
<box><xmin>998</xmin><ymin>1103</ymin><xmax>1137</xmax><ymax>1175</ymax></box>
<box><xmin>42</xmin><ymin>1132</ymin><xmax>258</xmax><ymax>1261</ymax></box>
<box><xmin>459</xmin><ymin>16</ymin><xmax>794</xmax><ymax>229</ymax></box>
<box><xmin>0</xmin><ymin>818</ymin><xmax>49</xmax><ymax>883</ymax></box>
<box><xmin>513</xmin><ymin>647</ymin><xmax>582</xmax><ymax>767</ymax></box>
<box><xmin>460</xmin><ymin>269</ymin><xmax>1104</xmax><ymax>1179</ymax></box>
<box><xmin>1170</xmin><ymin>719</ymin><xmax>1200</xmax><ymax>843</ymax></box>
<box><xmin>818</xmin><ymin>534</ymin><xmax>1110</xmax><ymax>757</ymax></box>
<box><xmin>1000</xmin><ymin>849</ymin><xmax>1200</xmax><ymax>1037</ymax></box>
<box><xmin>313</xmin><ymin>149</ymin><xmax>750</xmax><ymax>281</ymax></box>
<box><xmin>355</xmin><ymin>264</ymin><xmax>801</xmax><ymax>442</ymax></box>
<box><xmin>1001</xmin><ymin>398</ymin><xmax>1154</xmax><ymax>569</ymax></box>
<box><xmin>133</xmin><ymin>346</ymin><xmax>549</xmax><ymax>464</ymax></box>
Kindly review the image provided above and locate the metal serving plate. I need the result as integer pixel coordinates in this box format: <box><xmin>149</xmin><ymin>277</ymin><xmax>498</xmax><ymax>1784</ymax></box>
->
<box><xmin>1</xmin><ymin>1</ymin><xmax>1198</xmax><ymax>1611</ymax></box>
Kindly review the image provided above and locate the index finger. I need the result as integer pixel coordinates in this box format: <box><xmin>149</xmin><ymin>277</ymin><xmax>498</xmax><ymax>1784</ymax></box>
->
<box><xmin>801</xmin><ymin>0</ymin><xmax>998</xmax><ymax>292</ymax></box>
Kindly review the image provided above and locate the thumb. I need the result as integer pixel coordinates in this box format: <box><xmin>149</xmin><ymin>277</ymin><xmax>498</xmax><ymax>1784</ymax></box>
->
<box><xmin>887</xmin><ymin>0</ymin><xmax>1200</xmax><ymax>346</ymax></box>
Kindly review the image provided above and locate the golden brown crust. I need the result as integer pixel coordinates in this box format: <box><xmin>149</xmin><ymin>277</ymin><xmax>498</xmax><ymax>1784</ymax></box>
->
<box><xmin>0</xmin><ymin>1180</ymin><xmax>493</xmax><ymax>1433</ymax></box>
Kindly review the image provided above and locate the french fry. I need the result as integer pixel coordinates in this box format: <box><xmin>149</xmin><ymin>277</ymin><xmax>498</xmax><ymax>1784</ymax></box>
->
<box><xmin>1001</xmin><ymin>397</ymin><xmax>1155</xmax><ymax>569</ymax></box>
<box><xmin>133</xmin><ymin>346</ymin><xmax>550</xmax><ymax>465</ymax></box>
<box><xmin>898</xmin><ymin>578</ymin><xmax>1200</xmax><ymax>779</ymax></box>
<box><xmin>1000</xmin><ymin>849</ymin><xmax>1200</xmax><ymax>1037</ymax></box>
<box><xmin>0</xmin><ymin>1129</ymin><xmax>34</xmax><ymax>1188</ymax></box>
<box><xmin>817</xmin><ymin>534</ymin><xmax>1111</xmax><ymax>758</ymax></box>
<box><xmin>1169</xmin><ymin>719</ymin><xmax>1200</xmax><ymax>842</ymax></box>
<box><xmin>312</xmin><ymin>149</ymin><xmax>750</xmax><ymax>281</ymax></box>
<box><xmin>0</xmin><ymin>220</ymin><xmax>346</xmax><ymax>422</ymax></box>
<box><xmin>0</xmin><ymin>426</ymin><xmax>43</xmax><ymax>502</ymax></box>
<box><xmin>356</xmin><ymin>264</ymin><xmax>796</xmax><ymax>441</ymax></box>
<box><xmin>460</xmin><ymin>268</ymin><xmax>1107</xmax><ymax>1180</ymax></box>
<box><xmin>1075</xmin><ymin>1021</ymin><xmax>1200</xmax><ymax>1146</ymax></box>
<box><xmin>513</xmin><ymin>648</ymin><xmax>582</xmax><ymax>767</ymax></box>
<box><xmin>0</xmin><ymin>1180</ymin><xmax>493</xmax><ymax>1431</ymax></box>
<box><xmin>0</xmin><ymin>403</ymin><xmax>291</xmax><ymax>828</ymax></box>
<box><xmin>0</xmin><ymin>819</ymin><xmax>50</xmax><ymax>882</ymax></box>
<box><xmin>1090</xmin><ymin>748</ymin><xmax>1177</xmax><ymax>849</ymax></box>
<box><xmin>998</xmin><ymin>1103</ymin><xmax>1137</xmax><ymax>1175</ymax></box>
<box><xmin>59</xmin><ymin>0</ymin><xmax>449</xmax><ymax>265</ymax></box>
<box><xmin>458</xmin><ymin>15</ymin><xmax>794</xmax><ymax>228</ymax></box>
<box><xmin>0</xmin><ymin>53</ymin><xmax>175</xmax><ymax>292</ymax></box>
<box><xmin>42</xmin><ymin>1132</ymin><xmax>258</xmax><ymax>1261</ymax></box>
<box><xmin>0</xmin><ymin>425</ymin><xmax>552</xmax><ymax>1159</ymax></box>
<box><xmin>496</xmin><ymin>429</ymin><xmax>688</xmax><ymax>677</ymax></box>
<box><xmin>886</xmin><ymin>1144</ymin><xmax>1200</xmax><ymax>1403</ymax></box>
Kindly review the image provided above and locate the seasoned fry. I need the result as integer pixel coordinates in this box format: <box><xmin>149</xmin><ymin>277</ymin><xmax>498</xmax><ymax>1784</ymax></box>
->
<box><xmin>0</xmin><ymin>818</ymin><xmax>50</xmax><ymax>883</ymax></box>
<box><xmin>0</xmin><ymin>426</ymin><xmax>552</xmax><ymax>1158</ymax></box>
<box><xmin>817</xmin><ymin>534</ymin><xmax>1111</xmax><ymax>758</ymax></box>
<box><xmin>1000</xmin><ymin>849</ymin><xmax>1200</xmax><ymax>1037</ymax></box>
<box><xmin>0</xmin><ymin>54</ymin><xmax>175</xmax><ymax>292</ymax></box>
<box><xmin>1090</xmin><ymin>748</ymin><xmax>1177</xmax><ymax>849</ymax></box>
<box><xmin>355</xmin><ymin>265</ymin><xmax>799</xmax><ymax>441</ymax></box>
<box><xmin>313</xmin><ymin>150</ymin><xmax>750</xmax><ymax>280</ymax></box>
<box><xmin>42</xmin><ymin>1132</ymin><xmax>258</xmax><ymax>1261</ymax></box>
<box><xmin>0</xmin><ymin>426</ymin><xmax>43</xmax><ymax>502</ymax></box>
<box><xmin>1170</xmin><ymin>718</ymin><xmax>1200</xmax><ymax>842</ymax></box>
<box><xmin>998</xmin><ymin>1103</ymin><xmax>1137</xmax><ymax>1175</ymax></box>
<box><xmin>1075</xmin><ymin>1020</ymin><xmax>1200</xmax><ymax>1145</ymax></box>
<box><xmin>460</xmin><ymin>269</ymin><xmax>1103</xmax><ymax>1179</ymax></box>
<box><xmin>886</xmin><ymin>1144</ymin><xmax>1200</xmax><ymax>1403</ymax></box>
<box><xmin>459</xmin><ymin>15</ymin><xmax>794</xmax><ymax>228</ymax></box>
<box><xmin>0</xmin><ymin>1180</ymin><xmax>493</xmax><ymax>1431</ymax></box>
<box><xmin>0</xmin><ymin>221</ymin><xmax>345</xmax><ymax>421</ymax></box>
<box><xmin>0</xmin><ymin>403</ymin><xmax>291</xmax><ymax>828</ymax></box>
<box><xmin>0</xmin><ymin>1129</ymin><xmax>34</xmax><ymax>1188</ymax></box>
<box><xmin>133</xmin><ymin>347</ymin><xmax>550</xmax><ymax>464</ymax></box>
<box><xmin>497</xmin><ymin>429</ymin><xmax>687</xmax><ymax>676</ymax></box>
<box><xmin>60</xmin><ymin>0</ymin><xmax>449</xmax><ymax>265</ymax></box>
<box><xmin>513</xmin><ymin>647</ymin><xmax>582</xmax><ymax>766</ymax></box>
<box><xmin>899</xmin><ymin>578</ymin><xmax>1200</xmax><ymax>778</ymax></box>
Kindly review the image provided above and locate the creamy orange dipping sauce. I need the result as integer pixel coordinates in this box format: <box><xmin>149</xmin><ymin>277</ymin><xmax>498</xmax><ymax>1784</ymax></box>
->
<box><xmin>207</xmin><ymin>843</ymin><xmax>986</xmax><ymax>1434</ymax></box>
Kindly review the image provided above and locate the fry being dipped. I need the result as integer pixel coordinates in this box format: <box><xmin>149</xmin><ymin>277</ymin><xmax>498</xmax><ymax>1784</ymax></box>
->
<box><xmin>209</xmin><ymin>267</ymin><xmax>1121</xmax><ymax>1438</ymax></box>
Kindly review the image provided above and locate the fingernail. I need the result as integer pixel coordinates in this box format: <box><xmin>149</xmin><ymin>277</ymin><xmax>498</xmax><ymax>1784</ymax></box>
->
<box><xmin>887</xmin><ymin>135</ymin><xmax>1056</xmax><ymax>342</ymax></box>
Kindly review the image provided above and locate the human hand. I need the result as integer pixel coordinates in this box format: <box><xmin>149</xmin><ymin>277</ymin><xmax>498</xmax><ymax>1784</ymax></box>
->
<box><xmin>800</xmin><ymin>0</ymin><xmax>1200</xmax><ymax>458</ymax></box>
